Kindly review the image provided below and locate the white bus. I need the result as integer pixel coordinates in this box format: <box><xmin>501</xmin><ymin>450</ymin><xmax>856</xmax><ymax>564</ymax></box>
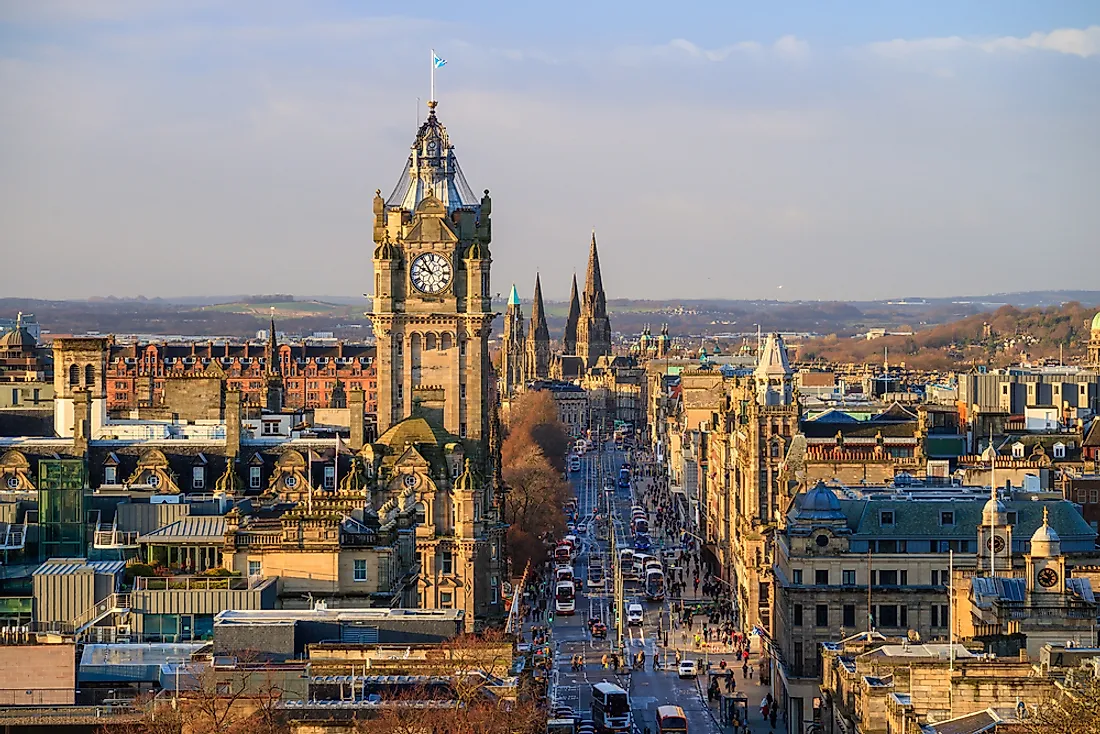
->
<box><xmin>555</xmin><ymin>580</ymin><xmax>576</xmax><ymax>616</ymax></box>
<box><xmin>592</xmin><ymin>682</ymin><xmax>631</xmax><ymax>733</ymax></box>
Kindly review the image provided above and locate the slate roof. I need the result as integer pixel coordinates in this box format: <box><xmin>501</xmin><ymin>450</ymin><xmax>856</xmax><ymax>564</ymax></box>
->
<box><xmin>835</xmin><ymin>499</ymin><xmax>1095</xmax><ymax>549</ymax></box>
<box><xmin>138</xmin><ymin>515</ymin><xmax>227</xmax><ymax>544</ymax></box>
<box><xmin>925</xmin><ymin>708</ymin><xmax>1001</xmax><ymax>734</ymax></box>
<box><xmin>34</xmin><ymin>559</ymin><xmax>127</xmax><ymax>576</ymax></box>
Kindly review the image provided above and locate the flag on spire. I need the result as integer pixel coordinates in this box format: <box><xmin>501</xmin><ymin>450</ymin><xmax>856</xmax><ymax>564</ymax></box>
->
<box><xmin>433</xmin><ymin>52</ymin><xmax>447</xmax><ymax>68</ymax></box>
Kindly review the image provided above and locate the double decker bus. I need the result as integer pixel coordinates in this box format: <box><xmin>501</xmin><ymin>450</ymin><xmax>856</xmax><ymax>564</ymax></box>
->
<box><xmin>645</xmin><ymin>567</ymin><xmax>665</xmax><ymax>601</ymax></box>
<box><xmin>592</xmin><ymin>682</ymin><xmax>631</xmax><ymax>733</ymax></box>
<box><xmin>555</xmin><ymin>580</ymin><xmax>576</xmax><ymax>615</ymax></box>
<box><xmin>656</xmin><ymin>705</ymin><xmax>688</xmax><ymax>734</ymax></box>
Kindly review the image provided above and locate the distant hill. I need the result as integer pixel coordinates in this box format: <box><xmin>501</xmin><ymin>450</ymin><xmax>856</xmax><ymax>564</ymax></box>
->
<box><xmin>797</xmin><ymin>302</ymin><xmax>1099</xmax><ymax>369</ymax></box>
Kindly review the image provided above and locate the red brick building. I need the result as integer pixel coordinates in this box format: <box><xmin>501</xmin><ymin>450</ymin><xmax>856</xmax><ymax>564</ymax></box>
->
<box><xmin>105</xmin><ymin>340</ymin><xmax>376</xmax><ymax>413</ymax></box>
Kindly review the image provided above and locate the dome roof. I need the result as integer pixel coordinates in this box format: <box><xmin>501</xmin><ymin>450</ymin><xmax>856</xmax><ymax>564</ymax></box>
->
<box><xmin>1030</xmin><ymin>506</ymin><xmax>1061</xmax><ymax>557</ymax></box>
<box><xmin>793</xmin><ymin>481</ymin><xmax>845</xmax><ymax>522</ymax></box>
<box><xmin>0</xmin><ymin>327</ymin><xmax>35</xmax><ymax>350</ymax></box>
<box><xmin>982</xmin><ymin>496</ymin><xmax>1007</xmax><ymax>525</ymax></box>
<box><xmin>1092</xmin><ymin>311</ymin><xmax>1100</xmax><ymax>332</ymax></box>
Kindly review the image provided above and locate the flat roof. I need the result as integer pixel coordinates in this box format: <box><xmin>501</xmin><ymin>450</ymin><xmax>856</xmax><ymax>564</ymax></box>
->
<box><xmin>214</xmin><ymin>608</ymin><xmax>464</xmax><ymax>625</ymax></box>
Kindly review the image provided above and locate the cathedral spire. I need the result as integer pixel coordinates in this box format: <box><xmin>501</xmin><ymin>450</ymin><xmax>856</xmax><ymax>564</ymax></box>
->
<box><xmin>526</xmin><ymin>274</ymin><xmax>551</xmax><ymax>380</ymax></box>
<box><xmin>530</xmin><ymin>273</ymin><xmax>550</xmax><ymax>342</ymax></box>
<box><xmin>564</xmin><ymin>273</ymin><xmax>580</xmax><ymax>355</ymax></box>
<box><xmin>584</xmin><ymin>231</ymin><xmax>607</xmax><ymax>318</ymax></box>
<box><xmin>577</xmin><ymin>231</ymin><xmax>612</xmax><ymax>368</ymax></box>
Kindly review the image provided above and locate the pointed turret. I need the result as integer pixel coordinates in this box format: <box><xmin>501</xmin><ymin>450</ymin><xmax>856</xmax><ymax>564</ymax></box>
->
<box><xmin>266</xmin><ymin>308</ymin><xmax>279</xmax><ymax>376</ymax></box>
<box><xmin>526</xmin><ymin>274</ymin><xmax>551</xmax><ymax>380</ymax></box>
<box><xmin>755</xmin><ymin>333</ymin><xmax>793</xmax><ymax>406</ymax></box>
<box><xmin>563</xmin><ymin>273</ymin><xmax>580</xmax><ymax>355</ymax></box>
<box><xmin>501</xmin><ymin>283</ymin><xmax>526</xmax><ymax>396</ymax></box>
<box><xmin>577</xmin><ymin>231</ymin><xmax>613</xmax><ymax>368</ymax></box>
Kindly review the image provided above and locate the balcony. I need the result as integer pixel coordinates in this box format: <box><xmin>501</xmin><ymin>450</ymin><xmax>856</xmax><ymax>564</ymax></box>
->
<box><xmin>133</xmin><ymin>574</ymin><xmax>267</xmax><ymax>592</ymax></box>
<box><xmin>94</xmin><ymin>528</ymin><xmax>140</xmax><ymax>549</ymax></box>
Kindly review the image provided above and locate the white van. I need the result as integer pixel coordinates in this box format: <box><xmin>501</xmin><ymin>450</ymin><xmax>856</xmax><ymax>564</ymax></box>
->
<box><xmin>626</xmin><ymin>603</ymin><xmax>644</xmax><ymax>625</ymax></box>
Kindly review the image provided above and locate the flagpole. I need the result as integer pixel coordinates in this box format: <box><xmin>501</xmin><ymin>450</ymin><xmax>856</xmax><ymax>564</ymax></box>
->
<box><xmin>430</xmin><ymin>48</ymin><xmax>435</xmax><ymax>103</ymax></box>
<box><xmin>335</xmin><ymin>435</ymin><xmax>340</xmax><ymax>492</ymax></box>
<box><xmin>308</xmin><ymin>447</ymin><xmax>313</xmax><ymax>514</ymax></box>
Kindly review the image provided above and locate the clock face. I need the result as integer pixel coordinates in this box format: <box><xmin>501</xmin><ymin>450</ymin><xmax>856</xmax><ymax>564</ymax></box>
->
<box><xmin>1037</xmin><ymin>567</ymin><xmax>1059</xmax><ymax>588</ymax></box>
<box><xmin>987</xmin><ymin>535</ymin><xmax>1006</xmax><ymax>553</ymax></box>
<box><xmin>427</xmin><ymin>139</ymin><xmax>438</xmax><ymax>154</ymax></box>
<box><xmin>410</xmin><ymin>253</ymin><xmax>452</xmax><ymax>294</ymax></box>
<box><xmin>403</xmin><ymin>473</ymin><xmax>418</xmax><ymax>489</ymax></box>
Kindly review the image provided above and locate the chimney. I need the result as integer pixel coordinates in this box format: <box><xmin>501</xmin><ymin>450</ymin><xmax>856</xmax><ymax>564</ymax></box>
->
<box><xmin>349</xmin><ymin>389</ymin><xmax>365</xmax><ymax>450</ymax></box>
<box><xmin>225</xmin><ymin>390</ymin><xmax>242</xmax><ymax>457</ymax></box>
<box><xmin>73</xmin><ymin>389</ymin><xmax>91</xmax><ymax>455</ymax></box>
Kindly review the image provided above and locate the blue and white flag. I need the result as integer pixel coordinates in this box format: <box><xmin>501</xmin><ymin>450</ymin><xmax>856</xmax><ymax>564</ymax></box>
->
<box><xmin>433</xmin><ymin>52</ymin><xmax>447</xmax><ymax>69</ymax></box>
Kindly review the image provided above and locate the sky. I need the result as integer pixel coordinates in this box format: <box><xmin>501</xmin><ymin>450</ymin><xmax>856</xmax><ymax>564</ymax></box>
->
<box><xmin>1</xmin><ymin>1</ymin><xmax>1098</xmax><ymax>302</ymax></box>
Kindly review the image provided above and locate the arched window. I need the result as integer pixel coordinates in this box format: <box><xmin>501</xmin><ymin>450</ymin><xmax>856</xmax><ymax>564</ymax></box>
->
<box><xmin>84</xmin><ymin>364</ymin><xmax>95</xmax><ymax>388</ymax></box>
<box><xmin>68</xmin><ymin>364</ymin><xmax>80</xmax><ymax>386</ymax></box>
<box><xmin>441</xmin><ymin>333</ymin><xmax>453</xmax><ymax>350</ymax></box>
<box><xmin>414</xmin><ymin>502</ymin><xmax>426</xmax><ymax>525</ymax></box>
<box><xmin>425</xmin><ymin>333</ymin><xmax>437</xmax><ymax>351</ymax></box>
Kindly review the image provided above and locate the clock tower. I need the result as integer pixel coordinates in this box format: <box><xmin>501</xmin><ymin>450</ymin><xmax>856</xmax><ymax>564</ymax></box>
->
<box><xmin>977</xmin><ymin>489</ymin><xmax>1013</xmax><ymax>576</ymax></box>
<box><xmin>370</xmin><ymin>100</ymin><xmax>494</xmax><ymax>445</ymax></box>
<box><xmin>1026</xmin><ymin>506</ymin><xmax>1065</xmax><ymax>595</ymax></box>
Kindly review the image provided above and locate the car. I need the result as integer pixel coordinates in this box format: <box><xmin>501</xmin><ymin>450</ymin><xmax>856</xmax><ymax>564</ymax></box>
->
<box><xmin>678</xmin><ymin>659</ymin><xmax>699</xmax><ymax>678</ymax></box>
<box><xmin>626</xmin><ymin>603</ymin><xmax>644</xmax><ymax>625</ymax></box>
<box><xmin>577</xmin><ymin>522</ymin><xmax>588</xmax><ymax>534</ymax></box>
<box><xmin>633</xmin><ymin>535</ymin><xmax>651</xmax><ymax>552</ymax></box>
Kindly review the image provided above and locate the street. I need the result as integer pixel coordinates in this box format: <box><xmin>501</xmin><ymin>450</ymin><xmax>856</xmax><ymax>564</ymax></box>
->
<box><xmin>522</xmin><ymin>444</ymin><xmax>781</xmax><ymax>734</ymax></box>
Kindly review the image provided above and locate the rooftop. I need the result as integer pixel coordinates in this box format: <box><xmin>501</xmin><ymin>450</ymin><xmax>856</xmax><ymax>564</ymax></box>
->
<box><xmin>214</xmin><ymin>607</ymin><xmax>464</xmax><ymax>625</ymax></box>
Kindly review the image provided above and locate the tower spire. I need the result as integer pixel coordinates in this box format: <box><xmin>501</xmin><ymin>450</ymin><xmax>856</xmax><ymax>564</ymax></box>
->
<box><xmin>564</xmin><ymin>273</ymin><xmax>580</xmax><ymax>355</ymax></box>
<box><xmin>526</xmin><ymin>273</ymin><xmax>550</xmax><ymax>380</ymax></box>
<box><xmin>577</xmin><ymin>231</ymin><xmax>612</xmax><ymax>368</ymax></box>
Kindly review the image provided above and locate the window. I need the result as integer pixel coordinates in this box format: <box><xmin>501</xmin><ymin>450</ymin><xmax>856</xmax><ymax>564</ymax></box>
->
<box><xmin>85</xmin><ymin>364</ymin><xmax>95</xmax><ymax>387</ymax></box>
<box><xmin>931</xmin><ymin>604</ymin><xmax>949</xmax><ymax>628</ymax></box>
<box><xmin>192</xmin><ymin>466</ymin><xmax>204</xmax><ymax>490</ymax></box>
<box><xmin>815</xmin><ymin>569</ymin><xmax>829</xmax><ymax>586</ymax></box>
<box><xmin>1053</xmin><ymin>443</ymin><xmax>1066</xmax><ymax>459</ymax></box>
<box><xmin>354</xmin><ymin>559</ymin><xmax>368</xmax><ymax>582</ymax></box>
<box><xmin>442</xmin><ymin>551</ymin><xmax>453</xmax><ymax>574</ymax></box>
<box><xmin>843</xmin><ymin>604</ymin><xmax>856</xmax><ymax>628</ymax></box>
<box><xmin>460</xmin><ymin>383</ymin><xmax>466</xmax><ymax>400</ymax></box>
<box><xmin>875</xmin><ymin>539</ymin><xmax>905</xmax><ymax>553</ymax></box>
<box><xmin>815</xmin><ymin>604</ymin><xmax>828</xmax><ymax>627</ymax></box>
<box><xmin>1012</xmin><ymin>443</ymin><xmax>1025</xmax><ymax>459</ymax></box>
<box><xmin>940</xmin><ymin>511</ymin><xmax>954</xmax><ymax>526</ymax></box>
<box><xmin>880</xmin><ymin>510</ymin><xmax>895</xmax><ymax>526</ymax></box>
<box><xmin>792</xmin><ymin>569</ymin><xmax>803</xmax><ymax>585</ymax></box>
<box><xmin>10</xmin><ymin>389</ymin><xmax>17</xmax><ymax>406</ymax></box>
<box><xmin>104</xmin><ymin>466</ymin><xmax>117</xmax><ymax>485</ymax></box>
<box><xmin>440</xmin><ymin>591</ymin><xmax>453</xmax><ymax>607</ymax></box>
<box><xmin>248</xmin><ymin>561</ymin><xmax>262</xmax><ymax>577</ymax></box>
<box><xmin>877</xmin><ymin>570</ymin><xmax>898</xmax><ymax>586</ymax></box>
<box><xmin>793</xmin><ymin>604</ymin><xmax>803</xmax><ymax>626</ymax></box>
<box><xmin>460</xmin><ymin>423</ymin><xmax>467</xmax><ymax>438</ymax></box>
<box><xmin>68</xmin><ymin>364</ymin><xmax>79</xmax><ymax>386</ymax></box>
<box><xmin>1007</xmin><ymin>511</ymin><xmax>1018</xmax><ymax>524</ymax></box>
<box><xmin>262</xmin><ymin>421</ymin><xmax>279</xmax><ymax>436</ymax></box>
<box><xmin>1092</xmin><ymin>490</ymin><xmax>1100</xmax><ymax>504</ymax></box>
<box><xmin>250</xmin><ymin>466</ymin><xmax>262</xmax><ymax>489</ymax></box>
<box><xmin>324</xmin><ymin>465</ymin><xmax>335</xmax><ymax>489</ymax></box>
<box><xmin>842</xmin><ymin>569</ymin><xmax>856</xmax><ymax>586</ymax></box>
<box><xmin>877</xmin><ymin>604</ymin><xmax>898</xmax><ymax>628</ymax></box>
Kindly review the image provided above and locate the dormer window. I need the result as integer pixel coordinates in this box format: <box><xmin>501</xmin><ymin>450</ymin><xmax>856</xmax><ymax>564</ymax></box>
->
<box><xmin>1053</xmin><ymin>442</ymin><xmax>1066</xmax><ymax>459</ymax></box>
<box><xmin>1012</xmin><ymin>442</ymin><xmax>1025</xmax><ymax>459</ymax></box>
<box><xmin>880</xmin><ymin>510</ymin><xmax>895</xmax><ymax>526</ymax></box>
<box><xmin>104</xmin><ymin>466</ymin><xmax>117</xmax><ymax>485</ymax></box>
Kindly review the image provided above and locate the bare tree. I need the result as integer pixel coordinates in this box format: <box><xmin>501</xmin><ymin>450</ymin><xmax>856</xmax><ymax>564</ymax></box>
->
<box><xmin>1023</xmin><ymin>673</ymin><xmax>1100</xmax><ymax>734</ymax></box>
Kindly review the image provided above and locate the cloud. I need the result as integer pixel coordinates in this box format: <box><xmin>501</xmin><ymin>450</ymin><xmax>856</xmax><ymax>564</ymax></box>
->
<box><xmin>868</xmin><ymin>25</ymin><xmax>1100</xmax><ymax>59</ymax></box>
<box><xmin>773</xmin><ymin>35</ymin><xmax>810</xmax><ymax>61</ymax></box>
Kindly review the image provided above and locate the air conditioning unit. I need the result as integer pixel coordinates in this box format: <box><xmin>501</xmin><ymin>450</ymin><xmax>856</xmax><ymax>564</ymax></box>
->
<box><xmin>116</xmin><ymin>624</ymin><xmax>131</xmax><ymax>635</ymax></box>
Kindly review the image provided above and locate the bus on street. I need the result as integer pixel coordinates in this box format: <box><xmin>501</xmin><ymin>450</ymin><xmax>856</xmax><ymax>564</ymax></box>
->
<box><xmin>656</xmin><ymin>705</ymin><xmax>688</xmax><ymax>734</ymax></box>
<box><xmin>555</xmin><ymin>580</ymin><xmax>576</xmax><ymax>615</ymax></box>
<box><xmin>645</xmin><ymin>568</ymin><xmax>665</xmax><ymax>601</ymax></box>
<box><xmin>592</xmin><ymin>682</ymin><xmax>631</xmax><ymax>733</ymax></box>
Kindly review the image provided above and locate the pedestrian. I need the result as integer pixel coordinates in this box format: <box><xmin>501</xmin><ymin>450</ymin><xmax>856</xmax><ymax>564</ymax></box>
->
<box><xmin>602</xmin><ymin>653</ymin><xmax>609</xmax><ymax>669</ymax></box>
<box><xmin>760</xmin><ymin>697</ymin><xmax>769</xmax><ymax>721</ymax></box>
<box><xmin>742</xmin><ymin>660</ymin><xmax>749</xmax><ymax>679</ymax></box>
<box><xmin>770</xmin><ymin>707</ymin><xmax>778</xmax><ymax>729</ymax></box>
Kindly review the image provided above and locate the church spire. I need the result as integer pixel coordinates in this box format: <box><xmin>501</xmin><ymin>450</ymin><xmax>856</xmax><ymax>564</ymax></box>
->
<box><xmin>577</xmin><ymin>231</ymin><xmax>612</xmax><ymax>368</ymax></box>
<box><xmin>526</xmin><ymin>273</ymin><xmax>551</xmax><ymax>380</ymax></box>
<box><xmin>266</xmin><ymin>307</ymin><xmax>280</xmax><ymax>377</ymax></box>
<box><xmin>564</xmin><ymin>273</ymin><xmax>580</xmax><ymax>355</ymax></box>
<box><xmin>530</xmin><ymin>273</ymin><xmax>550</xmax><ymax>343</ymax></box>
<box><xmin>584</xmin><ymin>230</ymin><xmax>607</xmax><ymax>318</ymax></box>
